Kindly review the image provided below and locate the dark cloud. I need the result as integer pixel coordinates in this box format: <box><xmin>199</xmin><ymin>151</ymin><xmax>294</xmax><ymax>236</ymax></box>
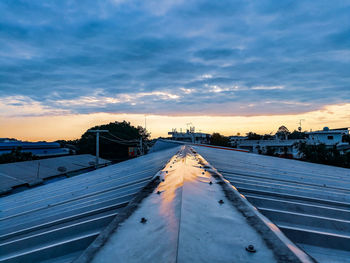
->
<box><xmin>0</xmin><ymin>0</ymin><xmax>349</xmax><ymax>117</ymax></box>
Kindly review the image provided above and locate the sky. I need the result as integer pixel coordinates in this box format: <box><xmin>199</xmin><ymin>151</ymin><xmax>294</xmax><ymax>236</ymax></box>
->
<box><xmin>0</xmin><ymin>0</ymin><xmax>349</xmax><ymax>141</ymax></box>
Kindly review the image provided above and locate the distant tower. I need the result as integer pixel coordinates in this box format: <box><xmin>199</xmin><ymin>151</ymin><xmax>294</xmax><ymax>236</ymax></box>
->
<box><xmin>298</xmin><ymin>119</ymin><xmax>305</xmax><ymax>132</ymax></box>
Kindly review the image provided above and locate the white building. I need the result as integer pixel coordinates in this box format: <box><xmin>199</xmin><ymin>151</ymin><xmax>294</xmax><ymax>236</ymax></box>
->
<box><xmin>237</xmin><ymin>139</ymin><xmax>302</xmax><ymax>158</ymax></box>
<box><xmin>306</xmin><ymin>127</ymin><xmax>349</xmax><ymax>146</ymax></box>
<box><xmin>228</xmin><ymin>136</ymin><xmax>248</xmax><ymax>147</ymax></box>
<box><xmin>168</xmin><ymin>128</ymin><xmax>210</xmax><ymax>144</ymax></box>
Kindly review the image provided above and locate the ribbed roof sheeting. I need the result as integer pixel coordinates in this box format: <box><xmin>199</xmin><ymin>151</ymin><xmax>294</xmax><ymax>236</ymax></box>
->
<box><xmin>0</xmin><ymin>146</ymin><xmax>179</xmax><ymax>263</ymax></box>
<box><xmin>0</xmin><ymin>154</ymin><xmax>110</xmax><ymax>194</ymax></box>
<box><xmin>193</xmin><ymin>146</ymin><xmax>350</xmax><ymax>263</ymax></box>
<box><xmin>148</xmin><ymin>139</ymin><xmax>185</xmax><ymax>153</ymax></box>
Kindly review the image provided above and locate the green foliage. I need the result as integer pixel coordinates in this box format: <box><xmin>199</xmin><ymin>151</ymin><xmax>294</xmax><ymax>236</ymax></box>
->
<box><xmin>262</xmin><ymin>134</ymin><xmax>274</xmax><ymax>140</ymax></box>
<box><xmin>0</xmin><ymin>147</ymin><xmax>37</xmax><ymax>164</ymax></box>
<box><xmin>289</xmin><ymin>130</ymin><xmax>306</xmax><ymax>139</ymax></box>
<box><xmin>78</xmin><ymin>121</ymin><xmax>150</xmax><ymax>161</ymax></box>
<box><xmin>246</xmin><ymin>132</ymin><xmax>262</xmax><ymax>140</ymax></box>
<box><xmin>343</xmin><ymin>134</ymin><xmax>350</xmax><ymax>143</ymax></box>
<box><xmin>297</xmin><ymin>142</ymin><xmax>350</xmax><ymax>168</ymax></box>
<box><xmin>210</xmin><ymin>133</ymin><xmax>230</xmax><ymax>147</ymax></box>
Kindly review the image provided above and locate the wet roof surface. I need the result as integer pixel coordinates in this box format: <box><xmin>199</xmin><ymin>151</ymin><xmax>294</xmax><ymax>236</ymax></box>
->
<box><xmin>193</xmin><ymin>145</ymin><xmax>350</xmax><ymax>263</ymax></box>
<box><xmin>87</xmin><ymin>146</ymin><xmax>311</xmax><ymax>263</ymax></box>
<box><xmin>0</xmin><ymin>147</ymin><xmax>179</xmax><ymax>263</ymax></box>
<box><xmin>1</xmin><ymin>140</ymin><xmax>349</xmax><ymax>263</ymax></box>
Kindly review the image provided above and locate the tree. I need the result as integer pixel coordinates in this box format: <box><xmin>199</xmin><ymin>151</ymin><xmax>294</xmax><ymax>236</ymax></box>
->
<box><xmin>210</xmin><ymin>133</ymin><xmax>230</xmax><ymax>147</ymax></box>
<box><xmin>78</xmin><ymin>121</ymin><xmax>150</xmax><ymax>162</ymax></box>
<box><xmin>246</xmin><ymin>132</ymin><xmax>262</xmax><ymax>140</ymax></box>
<box><xmin>0</xmin><ymin>147</ymin><xmax>37</xmax><ymax>164</ymax></box>
<box><xmin>296</xmin><ymin>142</ymin><xmax>350</xmax><ymax>168</ymax></box>
<box><xmin>289</xmin><ymin>130</ymin><xmax>306</xmax><ymax>139</ymax></box>
<box><xmin>342</xmin><ymin>134</ymin><xmax>350</xmax><ymax>144</ymax></box>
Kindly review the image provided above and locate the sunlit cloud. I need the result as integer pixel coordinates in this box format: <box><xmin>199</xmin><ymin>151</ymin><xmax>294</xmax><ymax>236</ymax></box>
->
<box><xmin>0</xmin><ymin>0</ymin><xmax>349</xmax><ymax>140</ymax></box>
<box><xmin>0</xmin><ymin>96</ymin><xmax>69</xmax><ymax>117</ymax></box>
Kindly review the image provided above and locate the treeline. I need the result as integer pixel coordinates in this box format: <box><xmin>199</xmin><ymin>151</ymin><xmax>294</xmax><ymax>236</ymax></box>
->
<box><xmin>297</xmin><ymin>142</ymin><xmax>350</xmax><ymax>168</ymax></box>
<box><xmin>246</xmin><ymin>130</ymin><xmax>306</xmax><ymax>140</ymax></box>
<box><xmin>0</xmin><ymin>148</ymin><xmax>38</xmax><ymax>164</ymax></box>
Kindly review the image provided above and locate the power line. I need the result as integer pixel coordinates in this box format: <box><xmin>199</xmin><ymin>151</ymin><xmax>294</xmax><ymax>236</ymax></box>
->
<box><xmin>107</xmin><ymin>132</ymin><xmax>139</xmax><ymax>143</ymax></box>
<box><xmin>100</xmin><ymin>135</ymin><xmax>139</xmax><ymax>145</ymax></box>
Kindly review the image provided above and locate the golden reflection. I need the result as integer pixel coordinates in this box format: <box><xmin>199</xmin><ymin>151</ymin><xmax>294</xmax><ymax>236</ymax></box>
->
<box><xmin>157</xmin><ymin>155</ymin><xmax>184</xmax><ymax>236</ymax></box>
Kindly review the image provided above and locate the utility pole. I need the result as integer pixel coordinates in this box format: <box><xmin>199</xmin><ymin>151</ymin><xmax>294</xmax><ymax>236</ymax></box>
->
<box><xmin>88</xmin><ymin>129</ymin><xmax>108</xmax><ymax>168</ymax></box>
<box><xmin>140</xmin><ymin>137</ymin><xmax>143</xmax><ymax>155</ymax></box>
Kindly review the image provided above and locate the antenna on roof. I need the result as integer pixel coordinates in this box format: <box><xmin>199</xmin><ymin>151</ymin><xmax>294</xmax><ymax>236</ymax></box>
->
<box><xmin>298</xmin><ymin>119</ymin><xmax>305</xmax><ymax>132</ymax></box>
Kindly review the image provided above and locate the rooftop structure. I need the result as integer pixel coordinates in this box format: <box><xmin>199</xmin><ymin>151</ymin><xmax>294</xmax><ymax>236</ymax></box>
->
<box><xmin>306</xmin><ymin>127</ymin><xmax>349</xmax><ymax>146</ymax></box>
<box><xmin>0</xmin><ymin>140</ymin><xmax>70</xmax><ymax>157</ymax></box>
<box><xmin>237</xmin><ymin>139</ymin><xmax>303</xmax><ymax>158</ymax></box>
<box><xmin>168</xmin><ymin>128</ymin><xmax>210</xmax><ymax>144</ymax></box>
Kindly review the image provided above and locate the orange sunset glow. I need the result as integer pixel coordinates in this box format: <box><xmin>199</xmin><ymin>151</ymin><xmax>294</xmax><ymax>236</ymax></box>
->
<box><xmin>1</xmin><ymin>103</ymin><xmax>349</xmax><ymax>141</ymax></box>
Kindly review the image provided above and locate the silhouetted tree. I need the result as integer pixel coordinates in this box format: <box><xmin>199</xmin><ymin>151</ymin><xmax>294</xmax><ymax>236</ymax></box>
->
<box><xmin>210</xmin><ymin>133</ymin><xmax>230</xmax><ymax>147</ymax></box>
<box><xmin>0</xmin><ymin>147</ymin><xmax>37</xmax><ymax>164</ymax></box>
<box><xmin>297</xmin><ymin>142</ymin><xmax>350</xmax><ymax>168</ymax></box>
<box><xmin>343</xmin><ymin>134</ymin><xmax>350</xmax><ymax>144</ymax></box>
<box><xmin>78</xmin><ymin>121</ymin><xmax>150</xmax><ymax>162</ymax></box>
<box><xmin>246</xmin><ymin>132</ymin><xmax>262</xmax><ymax>140</ymax></box>
<box><xmin>289</xmin><ymin>130</ymin><xmax>306</xmax><ymax>139</ymax></box>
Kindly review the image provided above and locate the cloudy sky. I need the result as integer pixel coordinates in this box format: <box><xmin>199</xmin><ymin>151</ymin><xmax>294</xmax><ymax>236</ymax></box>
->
<box><xmin>0</xmin><ymin>0</ymin><xmax>349</xmax><ymax>140</ymax></box>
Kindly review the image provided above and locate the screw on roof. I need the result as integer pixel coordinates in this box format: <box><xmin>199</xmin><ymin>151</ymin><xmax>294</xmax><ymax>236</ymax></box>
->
<box><xmin>140</xmin><ymin>217</ymin><xmax>147</xmax><ymax>224</ymax></box>
<box><xmin>209</xmin><ymin>181</ymin><xmax>213</xmax><ymax>185</ymax></box>
<box><xmin>218</xmin><ymin>199</ymin><xmax>224</xmax><ymax>204</ymax></box>
<box><xmin>245</xmin><ymin>245</ymin><xmax>256</xmax><ymax>253</ymax></box>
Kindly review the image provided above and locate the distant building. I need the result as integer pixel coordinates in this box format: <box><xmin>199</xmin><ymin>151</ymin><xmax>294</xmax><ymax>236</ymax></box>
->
<box><xmin>233</xmin><ymin>126</ymin><xmax>350</xmax><ymax>158</ymax></box>
<box><xmin>237</xmin><ymin>139</ymin><xmax>302</xmax><ymax>158</ymax></box>
<box><xmin>306</xmin><ymin>127</ymin><xmax>349</xmax><ymax>146</ymax></box>
<box><xmin>228</xmin><ymin>136</ymin><xmax>248</xmax><ymax>147</ymax></box>
<box><xmin>0</xmin><ymin>140</ymin><xmax>70</xmax><ymax>157</ymax></box>
<box><xmin>168</xmin><ymin>128</ymin><xmax>210</xmax><ymax>144</ymax></box>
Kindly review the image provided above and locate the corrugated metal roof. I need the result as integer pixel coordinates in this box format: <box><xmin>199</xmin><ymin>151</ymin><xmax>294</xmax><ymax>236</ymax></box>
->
<box><xmin>1</xmin><ymin>140</ymin><xmax>349</xmax><ymax>263</ymax></box>
<box><xmin>0</xmin><ymin>147</ymin><xmax>180</xmax><ymax>263</ymax></box>
<box><xmin>193</xmin><ymin>145</ymin><xmax>350</xmax><ymax>263</ymax></box>
<box><xmin>0</xmin><ymin>154</ymin><xmax>110</xmax><ymax>195</ymax></box>
<box><xmin>80</xmin><ymin>146</ymin><xmax>313</xmax><ymax>263</ymax></box>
